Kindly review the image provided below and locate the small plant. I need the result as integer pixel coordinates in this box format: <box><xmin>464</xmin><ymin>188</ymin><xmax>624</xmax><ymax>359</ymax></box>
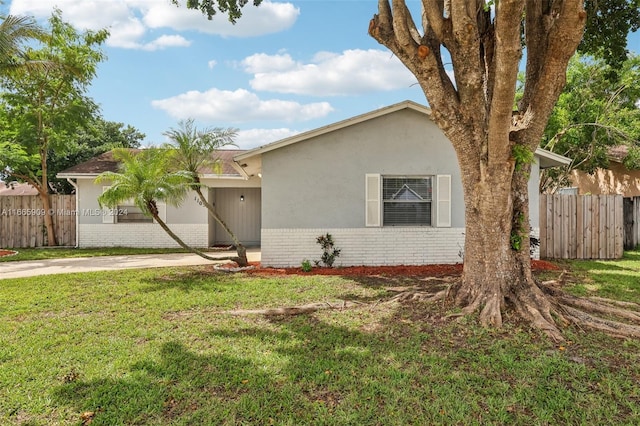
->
<box><xmin>510</xmin><ymin>212</ymin><xmax>526</xmax><ymax>251</ymax></box>
<box><xmin>512</xmin><ymin>144</ymin><xmax>534</xmax><ymax>176</ymax></box>
<box><xmin>301</xmin><ymin>259</ymin><xmax>312</xmax><ymax>272</ymax></box>
<box><xmin>315</xmin><ymin>233</ymin><xmax>341</xmax><ymax>268</ymax></box>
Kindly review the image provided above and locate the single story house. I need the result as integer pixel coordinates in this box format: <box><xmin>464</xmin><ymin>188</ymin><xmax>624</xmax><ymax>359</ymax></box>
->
<box><xmin>565</xmin><ymin>146</ymin><xmax>640</xmax><ymax>196</ymax></box>
<box><xmin>57</xmin><ymin>149</ymin><xmax>262</xmax><ymax>249</ymax></box>
<box><xmin>0</xmin><ymin>181</ymin><xmax>39</xmax><ymax>196</ymax></box>
<box><xmin>58</xmin><ymin>100</ymin><xmax>570</xmax><ymax>267</ymax></box>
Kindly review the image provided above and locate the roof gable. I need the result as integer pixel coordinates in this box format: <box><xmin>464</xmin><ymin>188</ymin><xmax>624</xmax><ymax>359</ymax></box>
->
<box><xmin>235</xmin><ymin>100</ymin><xmax>431</xmax><ymax>162</ymax></box>
<box><xmin>233</xmin><ymin>100</ymin><xmax>571</xmax><ymax>177</ymax></box>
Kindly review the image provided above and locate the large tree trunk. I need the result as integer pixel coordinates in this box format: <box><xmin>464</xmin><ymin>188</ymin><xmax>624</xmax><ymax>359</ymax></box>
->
<box><xmin>40</xmin><ymin>143</ymin><xmax>57</xmax><ymax>246</ymax></box>
<box><xmin>40</xmin><ymin>191</ymin><xmax>57</xmax><ymax>247</ymax></box>
<box><xmin>455</xmin><ymin>161</ymin><xmax>565</xmax><ymax>340</ymax></box>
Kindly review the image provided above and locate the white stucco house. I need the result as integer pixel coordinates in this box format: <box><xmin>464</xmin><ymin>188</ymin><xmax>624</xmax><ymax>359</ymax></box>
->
<box><xmin>58</xmin><ymin>101</ymin><xmax>570</xmax><ymax>267</ymax></box>
<box><xmin>57</xmin><ymin>149</ymin><xmax>262</xmax><ymax>249</ymax></box>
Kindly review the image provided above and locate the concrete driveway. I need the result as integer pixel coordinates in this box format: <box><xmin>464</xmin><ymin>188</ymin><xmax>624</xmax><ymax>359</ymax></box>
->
<box><xmin>0</xmin><ymin>248</ymin><xmax>261</xmax><ymax>280</ymax></box>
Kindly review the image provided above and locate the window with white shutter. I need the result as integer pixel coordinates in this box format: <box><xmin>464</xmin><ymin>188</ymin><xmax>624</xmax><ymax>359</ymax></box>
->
<box><xmin>365</xmin><ymin>174</ymin><xmax>381</xmax><ymax>227</ymax></box>
<box><xmin>436</xmin><ymin>175</ymin><xmax>451</xmax><ymax>227</ymax></box>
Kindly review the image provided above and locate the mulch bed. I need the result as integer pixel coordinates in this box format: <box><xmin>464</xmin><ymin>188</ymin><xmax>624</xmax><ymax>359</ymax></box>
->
<box><xmin>216</xmin><ymin>259</ymin><xmax>560</xmax><ymax>277</ymax></box>
<box><xmin>0</xmin><ymin>250</ymin><xmax>18</xmax><ymax>258</ymax></box>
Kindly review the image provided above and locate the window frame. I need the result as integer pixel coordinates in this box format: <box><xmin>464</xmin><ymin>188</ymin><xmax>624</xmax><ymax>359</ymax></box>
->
<box><xmin>381</xmin><ymin>175</ymin><xmax>433</xmax><ymax>227</ymax></box>
<box><xmin>365</xmin><ymin>174</ymin><xmax>451</xmax><ymax>228</ymax></box>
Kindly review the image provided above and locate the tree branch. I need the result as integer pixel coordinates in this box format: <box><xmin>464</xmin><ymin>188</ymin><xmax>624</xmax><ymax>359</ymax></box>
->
<box><xmin>488</xmin><ymin>0</ymin><xmax>525</xmax><ymax>167</ymax></box>
<box><xmin>518</xmin><ymin>0</ymin><xmax>587</xmax><ymax>147</ymax></box>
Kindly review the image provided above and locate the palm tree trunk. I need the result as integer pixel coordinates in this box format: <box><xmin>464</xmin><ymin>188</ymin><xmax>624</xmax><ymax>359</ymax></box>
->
<box><xmin>149</xmin><ymin>210</ymin><xmax>229</xmax><ymax>263</ymax></box>
<box><xmin>194</xmin><ymin>186</ymin><xmax>248</xmax><ymax>267</ymax></box>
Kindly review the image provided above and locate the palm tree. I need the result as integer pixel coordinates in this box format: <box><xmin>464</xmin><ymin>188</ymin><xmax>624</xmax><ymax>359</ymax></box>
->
<box><xmin>0</xmin><ymin>13</ymin><xmax>48</xmax><ymax>76</ymax></box>
<box><xmin>96</xmin><ymin>148</ymin><xmax>221</xmax><ymax>261</ymax></box>
<box><xmin>163</xmin><ymin>119</ymin><xmax>249</xmax><ymax>266</ymax></box>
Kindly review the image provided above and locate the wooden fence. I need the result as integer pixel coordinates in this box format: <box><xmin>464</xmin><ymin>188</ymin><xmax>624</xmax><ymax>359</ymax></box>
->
<box><xmin>0</xmin><ymin>195</ymin><xmax>76</xmax><ymax>248</ymax></box>
<box><xmin>539</xmin><ymin>194</ymin><xmax>624</xmax><ymax>260</ymax></box>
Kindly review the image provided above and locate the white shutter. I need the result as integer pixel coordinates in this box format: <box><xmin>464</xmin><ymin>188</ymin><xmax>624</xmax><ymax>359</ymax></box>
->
<box><xmin>102</xmin><ymin>186</ymin><xmax>115</xmax><ymax>224</ymax></box>
<box><xmin>436</xmin><ymin>175</ymin><xmax>451</xmax><ymax>227</ymax></box>
<box><xmin>365</xmin><ymin>174</ymin><xmax>381</xmax><ymax>227</ymax></box>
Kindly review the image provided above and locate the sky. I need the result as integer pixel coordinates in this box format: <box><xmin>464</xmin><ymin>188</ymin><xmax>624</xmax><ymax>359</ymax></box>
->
<box><xmin>3</xmin><ymin>0</ymin><xmax>640</xmax><ymax>150</ymax></box>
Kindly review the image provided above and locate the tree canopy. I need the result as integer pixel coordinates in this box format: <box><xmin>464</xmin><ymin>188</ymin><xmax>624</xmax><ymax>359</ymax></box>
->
<box><xmin>540</xmin><ymin>54</ymin><xmax>640</xmax><ymax>193</ymax></box>
<box><xmin>172</xmin><ymin>0</ymin><xmax>262</xmax><ymax>23</ymax></box>
<box><xmin>0</xmin><ymin>10</ymin><xmax>108</xmax><ymax>245</ymax></box>
<box><xmin>49</xmin><ymin>118</ymin><xmax>145</xmax><ymax>194</ymax></box>
<box><xmin>0</xmin><ymin>13</ymin><xmax>48</xmax><ymax>75</ymax></box>
<box><xmin>580</xmin><ymin>0</ymin><xmax>640</xmax><ymax>69</ymax></box>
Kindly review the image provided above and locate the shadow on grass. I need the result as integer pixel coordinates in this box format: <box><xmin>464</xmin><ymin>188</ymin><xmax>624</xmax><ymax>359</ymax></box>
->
<box><xmin>138</xmin><ymin>268</ymin><xmax>232</xmax><ymax>293</ymax></box>
<box><xmin>53</xmin><ymin>340</ymin><xmax>276</xmax><ymax>425</ymax></box>
<box><xmin>51</xmin><ymin>299</ymin><xmax>640</xmax><ymax>425</ymax></box>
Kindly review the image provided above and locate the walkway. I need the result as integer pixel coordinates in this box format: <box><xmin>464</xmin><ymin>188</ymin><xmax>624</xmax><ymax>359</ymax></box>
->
<box><xmin>0</xmin><ymin>248</ymin><xmax>261</xmax><ymax>280</ymax></box>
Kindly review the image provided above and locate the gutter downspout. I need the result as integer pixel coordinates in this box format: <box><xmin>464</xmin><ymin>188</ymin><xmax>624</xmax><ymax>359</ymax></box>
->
<box><xmin>66</xmin><ymin>178</ymin><xmax>79</xmax><ymax>248</ymax></box>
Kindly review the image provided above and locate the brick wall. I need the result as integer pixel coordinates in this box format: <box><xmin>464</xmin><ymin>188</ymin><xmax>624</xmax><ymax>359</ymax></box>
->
<box><xmin>261</xmin><ymin>227</ymin><xmax>467</xmax><ymax>267</ymax></box>
<box><xmin>78</xmin><ymin>224</ymin><xmax>208</xmax><ymax>248</ymax></box>
<box><xmin>262</xmin><ymin>227</ymin><xmax>541</xmax><ymax>267</ymax></box>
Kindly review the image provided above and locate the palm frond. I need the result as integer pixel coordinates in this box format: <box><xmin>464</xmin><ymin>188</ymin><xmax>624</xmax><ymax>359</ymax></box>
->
<box><xmin>97</xmin><ymin>148</ymin><xmax>191</xmax><ymax>214</ymax></box>
<box><xmin>0</xmin><ymin>14</ymin><xmax>50</xmax><ymax>74</ymax></box>
<box><xmin>162</xmin><ymin>118</ymin><xmax>238</xmax><ymax>177</ymax></box>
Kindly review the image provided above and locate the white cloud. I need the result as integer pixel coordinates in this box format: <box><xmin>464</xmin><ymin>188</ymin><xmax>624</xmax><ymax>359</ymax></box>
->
<box><xmin>243</xmin><ymin>49</ymin><xmax>418</xmax><ymax>96</ymax></box>
<box><xmin>235</xmin><ymin>128</ymin><xmax>301</xmax><ymax>149</ymax></box>
<box><xmin>240</xmin><ymin>53</ymin><xmax>297</xmax><ymax>73</ymax></box>
<box><xmin>9</xmin><ymin>0</ymin><xmax>298</xmax><ymax>50</ymax></box>
<box><xmin>151</xmin><ymin>88</ymin><xmax>333</xmax><ymax>123</ymax></box>
<box><xmin>140</xmin><ymin>34</ymin><xmax>191</xmax><ymax>51</ymax></box>
<box><xmin>208</xmin><ymin>60</ymin><xmax>218</xmax><ymax>70</ymax></box>
<box><xmin>10</xmin><ymin>0</ymin><xmax>131</xmax><ymax>31</ymax></box>
<box><xmin>142</xmin><ymin>1</ymin><xmax>299</xmax><ymax>37</ymax></box>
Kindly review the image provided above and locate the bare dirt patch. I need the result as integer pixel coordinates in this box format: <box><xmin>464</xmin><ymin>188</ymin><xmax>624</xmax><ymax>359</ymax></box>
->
<box><xmin>215</xmin><ymin>260</ymin><xmax>559</xmax><ymax>277</ymax></box>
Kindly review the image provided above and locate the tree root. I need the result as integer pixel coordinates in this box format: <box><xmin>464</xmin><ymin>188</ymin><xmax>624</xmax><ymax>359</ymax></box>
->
<box><xmin>541</xmin><ymin>284</ymin><xmax>640</xmax><ymax>339</ymax></box>
<box><xmin>225</xmin><ymin>301</ymin><xmax>364</xmax><ymax>316</ymax></box>
<box><xmin>387</xmin><ymin>289</ymin><xmax>448</xmax><ymax>304</ymax></box>
<box><xmin>223</xmin><ymin>277</ymin><xmax>640</xmax><ymax>341</ymax></box>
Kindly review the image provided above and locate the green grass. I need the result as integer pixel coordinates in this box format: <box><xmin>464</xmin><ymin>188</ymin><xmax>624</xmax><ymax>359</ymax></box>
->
<box><xmin>0</xmin><ymin>247</ymin><xmax>200</xmax><ymax>263</ymax></box>
<box><xmin>1</xmin><ymin>255</ymin><xmax>639</xmax><ymax>425</ymax></box>
<box><xmin>560</xmin><ymin>251</ymin><xmax>640</xmax><ymax>303</ymax></box>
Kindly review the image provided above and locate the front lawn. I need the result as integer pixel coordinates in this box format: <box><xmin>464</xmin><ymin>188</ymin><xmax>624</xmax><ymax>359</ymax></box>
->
<box><xmin>0</xmin><ymin>247</ymin><xmax>198</xmax><ymax>263</ymax></box>
<box><xmin>1</xmin><ymin>258</ymin><xmax>639</xmax><ymax>425</ymax></box>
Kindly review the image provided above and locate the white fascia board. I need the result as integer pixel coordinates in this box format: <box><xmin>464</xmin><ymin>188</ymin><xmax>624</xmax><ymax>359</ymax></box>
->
<box><xmin>534</xmin><ymin>148</ymin><xmax>572</xmax><ymax>169</ymax></box>
<box><xmin>200</xmin><ymin>174</ymin><xmax>247</xmax><ymax>180</ymax></box>
<box><xmin>56</xmin><ymin>173</ymin><xmax>100</xmax><ymax>179</ymax></box>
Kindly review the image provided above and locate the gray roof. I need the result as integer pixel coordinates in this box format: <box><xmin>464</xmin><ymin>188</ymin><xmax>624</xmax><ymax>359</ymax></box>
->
<box><xmin>57</xmin><ymin>149</ymin><xmax>247</xmax><ymax>178</ymax></box>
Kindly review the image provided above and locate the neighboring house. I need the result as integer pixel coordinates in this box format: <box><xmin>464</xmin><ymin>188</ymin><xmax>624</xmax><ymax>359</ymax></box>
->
<box><xmin>58</xmin><ymin>100</ymin><xmax>570</xmax><ymax>267</ymax></box>
<box><xmin>57</xmin><ymin>150</ymin><xmax>261</xmax><ymax>249</ymax></box>
<box><xmin>567</xmin><ymin>146</ymin><xmax>640</xmax><ymax>196</ymax></box>
<box><xmin>0</xmin><ymin>181</ymin><xmax>39</xmax><ymax>196</ymax></box>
